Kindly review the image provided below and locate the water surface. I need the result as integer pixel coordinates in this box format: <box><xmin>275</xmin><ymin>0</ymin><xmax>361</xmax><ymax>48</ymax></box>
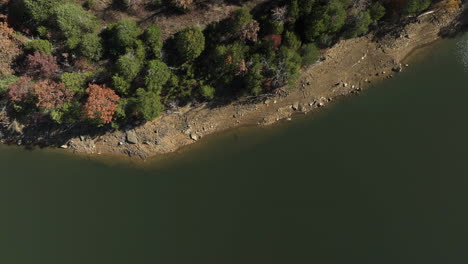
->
<box><xmin>1</xmin><ymin>34</ymin><xmax>468</xmax><ymax>263</ymax></box>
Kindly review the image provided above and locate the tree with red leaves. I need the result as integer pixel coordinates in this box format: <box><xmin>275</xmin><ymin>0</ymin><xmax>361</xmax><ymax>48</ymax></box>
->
<box><xmin>33</xmin><ymin>81</ymin><xmax>74</xmax><ymax>110</ymax></box>
<box><xmin>83</xmin><ymin>84</ymin><xmax>120</xmax><ymax>124</ymax></box>
<box><xmin>0</xmin><ymin>21</ymin><xmax>21</xmax><ymax>75</ymax></box>
<box><xmin>25</xmin><ymin>51</ymin><xmax>59</xmax><ymax>79</ymax></box>
<box><xmin>7</xmin><ymin>77</ymin><xmax>34</xmax><ymax>103</ymax></box>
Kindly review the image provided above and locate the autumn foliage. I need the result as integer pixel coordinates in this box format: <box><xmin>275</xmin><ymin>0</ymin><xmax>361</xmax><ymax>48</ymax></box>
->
<box><xmin>83</xmin><ymin>84</ymin><xmax>120</xmax><ymax>124</ymax></box>
<box><xmin>7</xmin><ymin>77</ymin><xmax>34</xmax><ymax>103</ymax></box>
<box><xmin>25</xmin><ymin>51</ymin><xmax>59</xmax><ymax>79</ymax></box>
<box><xmin>33</xmin><ymin>81</ymin><xmax>74</xmax><ymax>110</ymax></box>
<box><xmin>0</xmin><ymin>21</ymin><xmax>21</xmax><ymax>75</ymax></box>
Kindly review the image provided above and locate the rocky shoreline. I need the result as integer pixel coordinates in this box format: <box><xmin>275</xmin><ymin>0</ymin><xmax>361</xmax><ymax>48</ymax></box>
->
<box><xmin>1</xmin><ymin>7</ymin><xmax>467</xmax><ymax>160</ymax></box>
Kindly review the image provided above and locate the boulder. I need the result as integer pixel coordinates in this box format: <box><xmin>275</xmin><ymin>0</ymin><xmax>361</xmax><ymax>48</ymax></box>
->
<box><xmin>126</xmin><ymin>130</ymin><xmax>138</xmax><ymax>144</ymax></box>
<box><xmin>190</xmin><ymin>133</ymin><xmax>199</xmax><ymax>141</ymax></box>
<box><xmin>292</xmin><ymin>102</ymin><xmax>299</xmax><ymax>111</ymax></box>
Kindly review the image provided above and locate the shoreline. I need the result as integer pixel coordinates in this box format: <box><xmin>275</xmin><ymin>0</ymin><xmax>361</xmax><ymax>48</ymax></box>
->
<box><xmin>2</xmin><ymin>8</ymin><xmax>467</xmax><ymax>160</ymax></box>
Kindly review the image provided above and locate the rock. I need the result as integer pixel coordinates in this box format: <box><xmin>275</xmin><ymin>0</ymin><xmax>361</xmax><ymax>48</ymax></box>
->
<box><xmin>126</xmin><ymin>130</ymin><xmax>138</xmax><ymax>144</ymax></box>
<box><xmin>343</xmin><ymin>83</ymin><xmax>348</xmax><ymax>87</ymax></box>
<box><xmin>318</xmin><ymin>102</ymin><xmax>324</xmax><ymax>107</ymax></box>
<box><xmin>190</xmin><ymin>133</ymin><xmax>199</xmax><ymax>141</ymax></box>
<box><xmin>80</xmin><ymin>136</ymin><xmax>85</xmax><ymax>141</ymax></box>
<box><xmin>287</xmin><ymin>118</ymin><xmax>292</xmax><ymax>121</ymax></box>
<box><xmin>405</xmin><ymin>64</ymin><xmax>409</xmax><ymax>67</ymax></box>
<box><xmin>306</xmin><ymin>82</ymin><xmax>311</xmax><ymax>85</ymax></box>
<box><xmin>273</xmin><ymin>100</ymin><xmax>277</xmax><ymax>104</ymax></box>
<box><xmin>292</xmin><ymin>102</ymin><xmax>299</xmax><ymax>111</ymax></box>
<box><xmin>351</xmin><ymin>85</ymin><xmax>355</xmax><ymax>89</ymax></box>
<box><xmin>60</xmin><ymin>144</ymin><xmax>68</xmax><ymax>149</ymax></box>
<box><xmin>392</xmin><ymin>65</ymin><xmax>402</xmax><ymax>72</ymax></box>
<box><xmin>9</xmin><ymin>120</ymin><xmax>23</xmax><ymax>134</ymax></box>
<box><xmin>264</xmin><ymin>99</ymin><xmax>271</xmax><ymax>105</ymax></box>
<box><xmin>118</xmin><ymin>142</ymin><xmax>123</xmax><ymax>146</ymax></box>
<box><xmin>17</xmin><ymin>139</ymin><xmax>22</xmax><ymax>146</ymax></box>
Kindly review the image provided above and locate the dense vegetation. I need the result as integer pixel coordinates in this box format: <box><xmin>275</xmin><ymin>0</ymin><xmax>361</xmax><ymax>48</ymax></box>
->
<box><xmin>0</xmin><ymin>0</ymin><xmax>459</xmax><ymax>127</ymax></box>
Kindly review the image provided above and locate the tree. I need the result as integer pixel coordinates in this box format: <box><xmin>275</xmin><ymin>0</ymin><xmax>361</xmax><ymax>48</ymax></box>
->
<box><xmin>145</xmin><ymin>60</ymin><xmax>170</xmax><ymax>93</ymax></box>
<box><xmin>33</xmin><ymin>80</ymin><xmax>74</xmax><ymax>110</ymax></box>
<box><xmin>199</xmin><ymin>85</ymin><xmax>215</xmax><ymax>100</ymax></box>
<box><xmin>244</xmin><ymin>54</ymin><xmax>265</xmax><ymax>95</ymax></box>
<box><xmin>106</xmin><ymin>20</ymin><xmax>142</xmax><ymax>55</ymax></box>
<box><xmin>369</xmin><ymin>2</ymin><xmax>386</xmax><ymax>23</ymax></box>
<box><xmin>303</xmin><ymin>0</ymin><xmax>347</xmax><ymax>44</ymax></box>
<box><xmin>135</xmin><ymin>88</ymin><xmax>163</xmax><ymax>121</ymax></box>
<box><xmin>347</xmin><ymin>10</ymin><xmax>372</xmax><ymax>38</ymax></box>
<box><xmin>404</xmin><ymin>0</ymin><xmax>432</xmax><ymax>15</ymax></box>
<box><xmin>7</xmin><ymin>77</ymin><xmax>34</xmax><ymax>103</ymax></box>
<box><xmin>61</xmin><ymin>71</ymin><xmax>94</xmax><ymax>95</ymax></box>
<box><xmin>174</xmin><ymin>26</ymin><xmax>205</xmax><ymax>62</ymax></box>
<box><xmin>283</xmin><ymin>31</ymin><xmax>301</xmax><ymax>50</ymax></box>
<box><xmin>0</xmin><ymin>75</ymin><xmax>19</xmax><ymax>95</ymax></box>
<box><xmin>79</xmin><ymin>33</ymin><xmax>103</xmax><ymax>61</ymax></box>
<box><xmin>25</xmin><ymin>51</ymin><xmax>59</xmax><ymax>79</ymax></box>
<box><xmin>0</xmin><ymin>22</ymin><xmax>21</xmax><ymax>76</ymax></box>
<box><xmin>115</xmin><ymin>55</ymin><xmax>142</xmax><ymax>82</ymax></box>
<box><xmin>83</xmin><ymin>84</ymin><xmax>120</xmax><ymax>124</ymax></box>
<box><xmin>144</xmin><ymin>24</ymin><xmax>163</xmax><ymax>59</ymax></box>
<box><xmin>22</xmin><ymin>0</ymin><xmax>61</xmax><ymax>26</ymax></box>
<box><xmin>300</xmin><ymin>43</ymin><xmax>319</xmax><ymax>66</ymax></box>
<box><xmin>25</xmin><ymin>39</ymin><xmax>53</xmax><ymax>55</ymax></box>
<box><xmin>53</xmin><ymin>3</ymin><xmax>99</xmax><ymax>49</ymax></box>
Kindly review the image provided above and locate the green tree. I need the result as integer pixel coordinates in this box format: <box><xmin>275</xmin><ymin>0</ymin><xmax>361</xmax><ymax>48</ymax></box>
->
<box><xmin>106</xmin><ymin>20</ymin><xmax>142</xmax><ymax>55</ymax></box>
<box><xmin>347</xmin><ymin>11</ymin><xmax>372</xmax><ymax>38</ymax></box>
<box><xmin>244</xmin><ymin>54</ymin><xmax>265</xmax><ymax>95</ymax></box>
<box><xmin>303</xmin><ymin>0</ymin><xmax>347</xmax><ymax>44</ymax></box>
<box><xmin>53</xmin><ymin>3</ymin><xmax>99</xmax><ymax>49</ymax></box>
<box><xmin>283</xmin><ymin>31</ymin><xmax>302</xmax><ymax>50</ymax></box>
<box><xmin>145</xmin><ymin>60</ymin><xmax>171</xmax><ymax>93</ymax></box>
<box><xmin>199</xmin><ymin>85</ymin><xmax>215</xmax><ymax>100</ymax></box>
<box><xmin>115</xmin><ymin>55</ymin><xmax>142</xmax><ymax>82</ymax></box>
<box><xmin>404</xmin><ymin>0</ymin><xmax>432</xmax><ymax>15</ymax></box>
<box><xmin>79</xmin><ymin>33</ymin><xmax>103</xmax><ymax>61</ymax></box>
<box><xmin>369</xmin><ymin>2</ymin><xmax>386</xmax><ymax>23</ymax></box>
<box><xmin>0</xmin><ymin>75</ymin><xmax>19</xmax><ymax>95</ymax></box>
<box><xmin>144</xmin><ymin>24</ymin><xmax>163</xmax><ymax>59</ymax></box>
<box><xmin>61</xmin><ymin>72</ymin><xmax>94</xmax><ymax>95</ymax></box>
<box><xmin>299</xmin><ymin>43</ymin><xmax>319</xmax><ymax>66</ymax></box>
<box><xmin>112</xmin><ymin>75</ymin><xmax>132</xmax><ymax>95</ymax></box>
<box><xmin>25</xmin><ymin>39</ymin><xmax>52</xmax><ymax>54</ymax></box>
<box><xmin>135</xmin><ymin>88</ymin><xmax>163</xmax><ymax>121</ymax></box>
<box><xmin>174</xmin><ymin>26</ymin><xmax>205</xmax><ymax>62</ymax></box>
<box><xmin>23</xmin><ymin>0</ymin><xmax>61</xmax><ymax>26</ymax></box>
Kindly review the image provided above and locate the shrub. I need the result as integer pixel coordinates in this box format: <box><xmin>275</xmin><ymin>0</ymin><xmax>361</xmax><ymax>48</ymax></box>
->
<box><xmin>404</xmin><ymin>0</ymin><xmax>432</xmax><ymax>15</ymax></box>
<box><xmin>25</xmin><ymin>39</ymin><xmax>52</xmax><ymax>55</ymax></box>
<box><xmin>112</xmin><ymin>75</ymin><xmax>131</xmax><ymax>95</ymax></box>
<box><xmin>347</xmin><ymin>11</ymin><xmax>372</xmax><ymax>38</ymax></box>
<box><xmin>23</xmin><ymin>0</ymin><xmax>61</xmax><ymax>26</ymax></box>
<box><xmin>174</xmin><ymin>26</ymin><xmax>205</xmax><ymax>62</ymax></box>
<box><xmin>244</xmin><ymin>54</ymin><xmax>265</xmax><ymax>96</ymax></box>
<box><xmin>79</xmin><ymin>33</ymin><xmax>103</xmax><ymax>61</ymax></box>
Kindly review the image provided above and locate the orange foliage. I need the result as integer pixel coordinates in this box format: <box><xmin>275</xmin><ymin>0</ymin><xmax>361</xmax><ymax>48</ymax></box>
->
<box><xmin>33</xmin><ymin>81</ymin><xmax>74</xmax><ymax>110</ymax></box>
<box><xmin>0</xmin><ymin>21</ymin><xmax>21</xmax><ymax>75</ymax></box>
<box><xmin>83</xmin><ymin>84</ymin><xmax>120</xmax><ymax>124</ymax></box>
<box><xmin>7</xmin><ymin>77</ymin><xmax>34</xmax><ymax>103</ymax></box>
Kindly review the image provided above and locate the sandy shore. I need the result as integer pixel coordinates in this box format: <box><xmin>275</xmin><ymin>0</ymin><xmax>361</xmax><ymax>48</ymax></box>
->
<box><xmin>2</xmin><ymin>7</ymin><xmax>467</xmax><ymax>160</ymax></box>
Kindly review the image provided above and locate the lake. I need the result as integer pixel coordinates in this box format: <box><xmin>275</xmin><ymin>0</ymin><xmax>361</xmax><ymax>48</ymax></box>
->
<box><xmin>1</xmin><ymin>33</ymin><xmax>468</xmax><ymax>264</ymax></box>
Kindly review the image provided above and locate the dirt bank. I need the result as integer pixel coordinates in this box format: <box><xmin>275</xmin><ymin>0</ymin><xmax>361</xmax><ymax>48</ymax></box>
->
<box><xmin>3</xmin><ymin>7</ymin><xmax>467</xmax><ymax>160</ymax></box>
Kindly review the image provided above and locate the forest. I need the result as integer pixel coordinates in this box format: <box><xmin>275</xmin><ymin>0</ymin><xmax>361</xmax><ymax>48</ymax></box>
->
<box><xmin>0</xmin><ymin>0</ymin><xmax>460</xmax><ymax>128</ymax></box>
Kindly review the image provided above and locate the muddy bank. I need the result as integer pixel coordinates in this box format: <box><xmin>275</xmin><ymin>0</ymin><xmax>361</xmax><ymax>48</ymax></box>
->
<box><xmin>1</xmin><ymin>7</ymin><xmax>467</xmax><ymax>160</ymax></box>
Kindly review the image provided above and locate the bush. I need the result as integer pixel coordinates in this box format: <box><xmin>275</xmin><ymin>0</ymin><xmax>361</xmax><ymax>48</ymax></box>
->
<box><xmin>106</xmin><ymin>20</ymin><xmax>142</xmax><ymax>56</ymax></box>
<box><xmin>174</xmin><ymin>26</ymin><xmax>205</xmax><ymax>62</ymax></box>
<box><xmin>79</xmin><ymin>33</ymin><xmax>103</xmax><ymax>61</ymax></box>
<box><xmin>300</xmin><ymin>43</ymin><xmax>319</xmax><ymax>66</ymax></box>
<box><xmin>112</xmin><ymin>75</ymin><xmax>131</xmax><ymax>95</ymax></box>
<box><xmin>25</xmin><ymin>39</ymin><xmax>52</xmax><ymax>54</ymax></box>
<box><xmin>23</xmin><ymin>0</ymin><xmax>61</xmax><ymax>26</ymax></box>
<box><xmin>144</xmin><ymin>24</ymin><xmax>163</xmax><ymax>59</ymax></box>
<box><xmin>53</xmin><ymin>4</ymin><xmax>99</xmax><ymax>49</ymax></box>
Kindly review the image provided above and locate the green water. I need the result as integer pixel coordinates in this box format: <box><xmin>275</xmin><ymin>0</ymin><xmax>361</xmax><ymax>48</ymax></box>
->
<box><xmin>2</xmin><ymin>34</ymin><xmax>468</xmax><ymax>264</ymax></box>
